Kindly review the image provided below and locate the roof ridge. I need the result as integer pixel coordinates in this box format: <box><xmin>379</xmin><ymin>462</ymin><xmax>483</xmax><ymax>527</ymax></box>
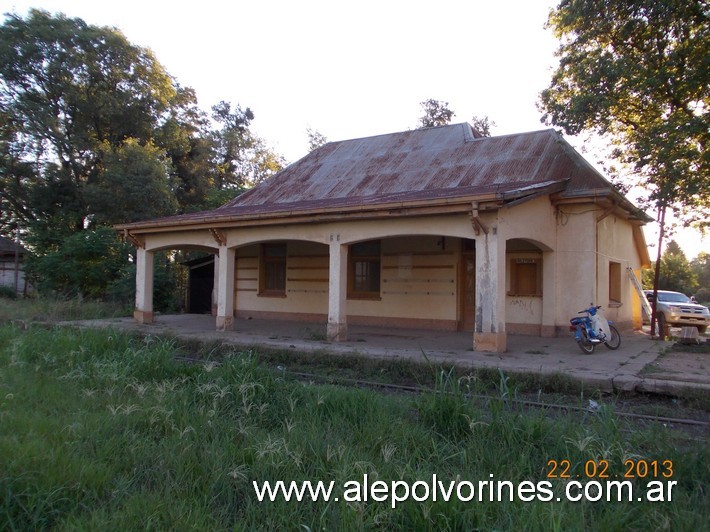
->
<box><xmin>326</xmin><ymin>123</ymin><xmax>559</xmax><ymax>146</ymax></box>
<box><xmin>322</xmin><ymin>122</ymin><xmax>465</xmax><ymax>147</ymax></box>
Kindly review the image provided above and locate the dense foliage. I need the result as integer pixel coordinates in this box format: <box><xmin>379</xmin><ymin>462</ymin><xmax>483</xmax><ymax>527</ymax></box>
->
<box><xmin>641</xmin><ymin>241</ymin><xmax>710</xmax><ymax>301</ymax></box>
<box><xmin>0</xmin><ymin>10</ymin><xmax>284</xmax><ymax>303</ymax></box>
<box><xmin>418</xmin><ymin>99</ymin><xmax>455</xmax><ymax>128</ymax></box>
<box><xmin>540</xmin><ymin>0</ymin><xmax>709</xmax><ymax>333</ymax></box>
<box><xmin>540</xmin><ymin>0</ymin><xmax>709</xmax><ymax>228</ymax></box>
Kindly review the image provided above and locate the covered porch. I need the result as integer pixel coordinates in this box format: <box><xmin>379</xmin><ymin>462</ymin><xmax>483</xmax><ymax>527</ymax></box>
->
<box><xmin>129</xmin><ymin>216</ymin><xmax>561</xmax><ymax>353</ymax></box>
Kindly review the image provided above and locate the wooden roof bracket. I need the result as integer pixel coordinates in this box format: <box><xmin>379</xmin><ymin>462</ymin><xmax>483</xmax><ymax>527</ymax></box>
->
<box><xmin>123</xmin><ymin>229</ymin><xmax>145</xmax><ymax>249</ymax></box>
<box><xmin>470</xmin><ymin>201</ymin><xmax>488</xmax><ymax>235</ymax></box>
<box><xmin>209</xmin><ymin>228</ymin><xmax>227</xmax><ymax>246</ymax></box>
<box><xmin>596</xmin><ymin>200</ymin><xmax>616</xmax><ymax>222</ymax></box>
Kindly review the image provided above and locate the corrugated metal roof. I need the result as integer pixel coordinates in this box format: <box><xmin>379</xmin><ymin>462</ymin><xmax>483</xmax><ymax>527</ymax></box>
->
<box><xmin>119</xmin><ymin>123</ymin><xmax>640</xmax><ymax>229</ymax></box>
<box><xmin>221</xmin><ymin>123</ymin><xmax>610</xmax><ymax>209</ymax></box>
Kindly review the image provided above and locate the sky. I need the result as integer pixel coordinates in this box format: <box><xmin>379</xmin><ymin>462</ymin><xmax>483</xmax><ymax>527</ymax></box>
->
<box><xmin>3</xmin><ymin>0</ymin><xmax>707</xmax><ymax>259</ymax></box>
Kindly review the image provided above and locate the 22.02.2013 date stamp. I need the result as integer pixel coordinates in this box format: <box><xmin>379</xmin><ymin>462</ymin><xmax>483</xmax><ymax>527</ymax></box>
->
<box><xmin>547</xmin><ymin>459</ymin><xmax>673</xmax><ymax>479</ymax></box>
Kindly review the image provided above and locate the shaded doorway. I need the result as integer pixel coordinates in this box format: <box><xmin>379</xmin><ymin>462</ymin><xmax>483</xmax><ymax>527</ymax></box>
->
<box><xmin>185</xmin><ymin>256</ymin><xmax>214</xmax><ymax>313</ymax></box>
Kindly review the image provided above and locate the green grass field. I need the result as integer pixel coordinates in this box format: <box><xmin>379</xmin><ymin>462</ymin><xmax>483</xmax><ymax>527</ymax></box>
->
<box><xmin>0</xmin><ymin>322</ymin><xmax>707</xmax><ymax>530</ymax></box>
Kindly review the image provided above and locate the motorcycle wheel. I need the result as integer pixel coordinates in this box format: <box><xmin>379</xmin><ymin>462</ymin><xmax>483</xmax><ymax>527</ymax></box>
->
<box><xmin>577</xmin><ymin>328</ymin><xmax>595</xmax><ymax>354</ymax></box>
<box><xmin>604</xmin><ymin>325</ymin><xmax>621</xmax><ymax>350</ymax></box>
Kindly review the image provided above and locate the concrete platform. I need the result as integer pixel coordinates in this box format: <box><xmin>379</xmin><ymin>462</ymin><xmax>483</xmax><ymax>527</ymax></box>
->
<box><xmin>67</xmin><ymin>314</ymin><xmax>710</xmax><ymax>396</ymax></box>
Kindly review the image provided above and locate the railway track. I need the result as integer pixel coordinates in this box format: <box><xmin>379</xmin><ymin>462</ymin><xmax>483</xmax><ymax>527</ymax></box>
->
<box><xmin>173</xmin><ymin>355</ymin><xmax>710</xmax><ymax>431</ymax></box>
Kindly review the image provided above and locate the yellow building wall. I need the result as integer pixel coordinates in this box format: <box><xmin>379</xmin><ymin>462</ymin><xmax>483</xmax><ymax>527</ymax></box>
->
<box><xmin>349</xmin><ymin>236</ymin><xmax>458</xmax><ymax>328</ymax></box>
<box><xmin>498</xmin><ymin>197</ymin><xmax>557</xmax><ymax>333</ymax></box>
<box><xmin>234</xmin><ymin>241</ymin><xmax>329</xmax><ymax>321</ymax></box>
<box><xmin>233</xmin><ymin>236</ymin><xmax>460</xmax><ymax>329</ymax></box>
<box><xmin>596</xmin><ymin>214</ymin><xmax>644</xmax><ymax>329</ymax></box>
<box><xmin>551</xmin><ymin>205</ymin><xmax>598</xmax><ymax>328</ymax></box>
<box><xmin>137</xmin><ymin>199</ymin><xmax>648</xmax><ymax>335</ymax></box>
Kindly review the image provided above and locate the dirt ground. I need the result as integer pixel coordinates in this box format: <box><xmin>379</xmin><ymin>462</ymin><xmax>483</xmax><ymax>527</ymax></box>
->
<box><xmin>642</xmin><ymin>340</ymin><xmax>709</xmax><ymax>384</ymax></box>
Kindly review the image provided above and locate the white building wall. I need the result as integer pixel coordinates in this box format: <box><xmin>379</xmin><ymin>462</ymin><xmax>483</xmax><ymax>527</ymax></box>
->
<box><xmin>0</xmin><ymin>260</ymin><xmax>28</xmax><ymax>293</ymax></box>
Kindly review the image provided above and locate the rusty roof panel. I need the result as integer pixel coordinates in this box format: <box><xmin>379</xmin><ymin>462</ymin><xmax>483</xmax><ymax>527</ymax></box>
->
<box><xmin>124</xmin><ymin>123</ymin><xmax>642</xmax><ymax>229</ymax></box>
<box><xmin>262</xmin><ymin>125</ymin><xmax>578</xmax><ymax>203</ymax></box>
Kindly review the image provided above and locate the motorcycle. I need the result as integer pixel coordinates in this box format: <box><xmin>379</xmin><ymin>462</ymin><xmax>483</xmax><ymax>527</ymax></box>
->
<box><xmin>569</xmin><ymin>304</ymin><xmax>621</xmax><ymax>354</ymax></box>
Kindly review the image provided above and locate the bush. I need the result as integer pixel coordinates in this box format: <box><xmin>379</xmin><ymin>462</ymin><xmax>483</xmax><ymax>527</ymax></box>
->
<box><xmin>27</xmin><ymin>227</ymin><xmax>186</xmax><ymax>313</ymax></box>
<box><xmin>694</xmin><ymin>287</ymin><xmax>710</xmax><ymax>306</ymax></box>
<box><xmin>27</xmin><ymin>227</ymin><xmax>132</xmax><ymax>300</ymax></box>
<box><xmin>0</xmin><ymin>285</ymin><xmax>17</xmax><ymax>299</ymax></box>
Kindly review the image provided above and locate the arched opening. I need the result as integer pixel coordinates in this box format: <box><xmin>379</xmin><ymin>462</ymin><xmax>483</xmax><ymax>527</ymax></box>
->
<box><xmin>133</xmin><ymin>244</ymin><xmax>219</xmax><ymax>323</ymax></box>
<box><xmin>229</xmin><ymin>234</ymin><xmax>475</xmax><ymax>334</ymax></box>
<box><xmin>233</xmin><ymin>239</ymin><xmax>330</xmax><ymax>322</ymax></box>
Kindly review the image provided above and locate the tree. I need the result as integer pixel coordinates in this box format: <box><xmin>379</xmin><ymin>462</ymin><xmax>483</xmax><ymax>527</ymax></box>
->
<box><xmin>1</xmin><ymin>10</ymin><xmax>286</xmax><ymax>303</ymax></box>
<box><xmin>418</xmin><ymin>99</ymin><xmax>455</xmax><ymax>128</ymax></box>
<box><xmin>26</xmin><ymin>226</ymin><xmax>132</xmax><ymax>299</ymax></box>
<box><xmin>539</xmin><ymin>0</ymin><xmax>709</xmax><ymax>335</ymax></box>
<box><xmin>306</xmin><ymin>127</ymin><xmax>328</xmax><ymax>152</ymax></box>
<box><xmin>210</xmin><ymin>100</ymin><xmax>254</xmax><ymax>190</ymax></box>
<box><xmin>691</xmin><ymin>252</ymin><xmax>710</xmax><ymax>298</ymax></box>
<box><xmin>0</xmin><ymin>9</ymin><xmax>184</xmax><ymax>238</ymax></box>
<box><xmin>209</xmin><ymin>100</ymin><xmax>284</xmax><ymax>191</ymax></box>
<box><xmin>657</xmin><ymin>241</ymin><xmax>698</xmax><ymax>294</ymax></box>
<box><xmin>157</xmin><ymin>85</ymin><xmax>214</xmax><ymax>212</ymax></box>
<box><xmin>470</xmin><ymin>115</ymin><xmax>496</xmax><ymax>137</ymax></box>
<box><xmin>240</xmin><ymin>136</ymin><xmax>286</xmax><ymax>186</ymax></box>
<box><xmin>85</xmin><ymin>139</ymin><xmax>178</xmax><ymax>225</ymax></box>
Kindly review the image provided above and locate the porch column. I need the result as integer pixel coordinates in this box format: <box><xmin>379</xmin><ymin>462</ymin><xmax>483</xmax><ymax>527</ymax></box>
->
<box><xmin>541</xmin><ymin>250</ymin><xmax>557</xmax><ymax>337</ymax></box>
<box><xmin>327</xmin><ymin>239</ymin><xmax>348</xmax><ymax>342</ymax></box>
<box><xmin>473</xmin><ymin>230</ymin><xmax>507</xmax><ymax>352</ymax></box>
<box><xmin>211</xmin><ymin>254</ymin><xmax>219</xmax><ymax>316</ymax></box>
<box><xmin>134</xmin><ymin>247</ymin><xmax>154</xmax><ymax>324</ymax></box>
<box><xmin>215</xmin><ymin>245</ymin><xmax>235</xmax><ymax>331</ymax></box>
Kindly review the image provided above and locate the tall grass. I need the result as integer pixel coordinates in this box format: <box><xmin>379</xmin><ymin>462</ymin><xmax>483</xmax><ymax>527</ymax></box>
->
<box><xmin>0</xmin><ymin>324</ymin><xmax>707</xmax><ymax>530</ymax></box>
<box><xmin>0</xmin><ymin>296</ymin><xmax>129</xmax><ymax>323</ymax></box>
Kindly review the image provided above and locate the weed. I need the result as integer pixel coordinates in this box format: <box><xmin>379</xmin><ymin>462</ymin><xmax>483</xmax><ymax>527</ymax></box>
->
<box><xmin>302</xmin><ymin>327</ymin><xmax>327</xmax><ymax>341</ymax></box>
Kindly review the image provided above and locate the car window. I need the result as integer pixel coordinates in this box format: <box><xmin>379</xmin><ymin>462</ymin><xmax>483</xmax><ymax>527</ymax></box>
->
<box><xmin>657</xmin><ymin>292</ymin><xmax>690</xmax><ymax>303</ymax></box>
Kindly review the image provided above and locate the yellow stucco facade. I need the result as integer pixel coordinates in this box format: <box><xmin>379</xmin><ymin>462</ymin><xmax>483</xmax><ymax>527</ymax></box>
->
<box><xmin>130</xmin><ymin>195</ymin><xmax>648</xmax><ymax>352</ymax></box>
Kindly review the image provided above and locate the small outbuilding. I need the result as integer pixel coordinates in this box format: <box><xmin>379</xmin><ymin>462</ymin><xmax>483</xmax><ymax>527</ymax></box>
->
<box><xmin>117</xmin><ymin>123</ymin><xmax>651</xmax><ymax>352</ymax></box>
<box><xmin>0</xmin><ymin>235</ymin><xmax>30</xmax><ymax>295</ymax></box>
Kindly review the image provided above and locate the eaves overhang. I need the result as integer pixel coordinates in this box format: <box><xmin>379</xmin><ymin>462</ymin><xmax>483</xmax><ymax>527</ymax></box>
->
<box><xmin>115</xmin><ymin>191</ymin><xmax>505</xmax><ymax>235</ymax></box>
<box><xmin>551</xmin><ymin>188</ymin><xmax>653</xmax><ymax>224</ymax></box>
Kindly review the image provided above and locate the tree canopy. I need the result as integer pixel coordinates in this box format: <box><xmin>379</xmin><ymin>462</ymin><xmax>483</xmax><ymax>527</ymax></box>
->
<box><xmin>417</xmin><ymin>100</ymin><xmax>495</xmax><ymax>138</ymax></box>
<box><xmin>470</xmin><ymin>115</ymin><xmax>496</xmax><ymax>138</ymax></box>
<box><xmin>539</xmin><ymin>0</ymin><xmax>709</xmax><ymax>227</ymax></box>
<box><xmin>0</xmin><ymin>9</ymin><xmax>179</xmax><ymax>243</ymax></box>
<box><xmin>0</xmin><ymin>10</ymin><xmax>285</xmax><ymax>304</ymax></box>
<box><xmin>418</xmin><ymin>99</ymin><xmax>455</xmax><ymax>128</ymax></box>
<box><xmin>0</xmin><ymin>9</ymin><xmax>284</xmax><ymax>249</ymax></box>
<box><xmin>306</xmin><ymin>127</ymin><xmax>328</xmax><ymax>152</ymax></box>
<box><xmin>656</xmin><ymin>240</ymin><xmax>698</xmax><ymax>295</ymax></box>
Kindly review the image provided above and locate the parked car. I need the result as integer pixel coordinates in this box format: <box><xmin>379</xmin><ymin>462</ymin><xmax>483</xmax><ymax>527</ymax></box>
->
<box><xmin>643</xmin><ymin>290</ymin><xmax>710</xmax><ymax>333</ymax></box>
